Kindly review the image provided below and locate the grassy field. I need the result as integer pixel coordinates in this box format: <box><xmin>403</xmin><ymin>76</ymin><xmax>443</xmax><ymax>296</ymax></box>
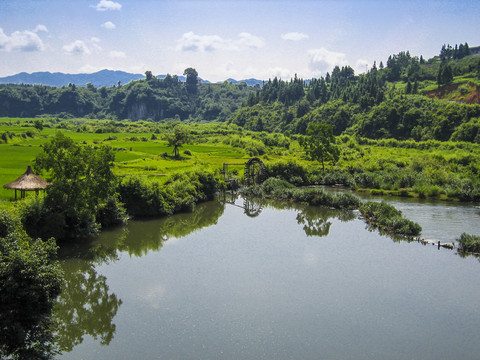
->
<box><xmin>0</xmin><ymin>118</ymin><xmax>272</xmax><ymax>205</ymax></box>
<box><xmin>1</xmin><ymin>117</ymin><xmax>479</xmax><ymax>207</ymax></box>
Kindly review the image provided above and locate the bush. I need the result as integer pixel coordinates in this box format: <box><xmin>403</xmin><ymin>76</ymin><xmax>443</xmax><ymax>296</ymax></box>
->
<box><xmin>118</xmin><ymin>169</ymin><xmax>224</xmax><ymax>218</ymax></box>
<box><xmin>0</xmin><ymin>210</ymin><xmax>63</xmax><ymax>360</ymax></box>
<box><xmin>96</xmin><ymin>196</ymin><xmax>129</xmax><ymax>228</ymax></box>
<box><xmin>266</xmin><ymin>160</ymin><xmax>309</xmax><ymax>185</ymax></box>
<box><xmin>359</xmin><ymin>201</ymin><xmax>422</xmax><ymax>237</ymax></box>
<box><xmin>457</xmin><ymin>233</ymin><xmax>480</xmax><ymax>253</ymax></box>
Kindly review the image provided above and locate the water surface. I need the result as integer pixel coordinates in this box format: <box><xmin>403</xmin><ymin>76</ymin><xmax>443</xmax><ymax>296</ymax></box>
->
<box><xmin>56</xmin><ymin>195</ymin><xmax>480</xmax><ymax>360</ymax></box>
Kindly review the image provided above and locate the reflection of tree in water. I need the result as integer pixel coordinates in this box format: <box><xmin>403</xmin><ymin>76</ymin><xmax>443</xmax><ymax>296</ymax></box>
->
<box><xmin>151</xmin><ymin>200</ymin><xmax>225</xmax><ymax>245</ymax></box>
<box><xmin>296</xmin><ymin>206</ymin><xmax>355</xmax><ymax>237</ymax></box>
<box><xmin>53</xmin><ymin>200</ymin><xmax>225</xmax><ymax>353</ymax></box>
<box><xmin>53</xmin><ymin>259</ymin><xmax>122</xmax><ymax>353</ymax></box>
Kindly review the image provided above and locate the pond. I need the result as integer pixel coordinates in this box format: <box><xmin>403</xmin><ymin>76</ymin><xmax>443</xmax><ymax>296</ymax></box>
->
<box><xmin>55</xmin><ymin>194</ymin><xmax>480</xmax><ymax>360</ymax></box>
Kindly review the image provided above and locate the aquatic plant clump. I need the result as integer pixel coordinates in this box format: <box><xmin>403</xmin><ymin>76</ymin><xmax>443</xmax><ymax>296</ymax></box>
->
<box><xmin>242</xmin><ymin>179</ymin><xmax>421</xmax><ymax>238</ymax></box>
<box><xmin>358</xmin><ymin>201</ymin><xmax>422</xmax><ymax>237</ymax></box>
<box><xmin>457</xmin><ymin>232</ymin><xmax>480</xmax><ymax>253</ymax></box>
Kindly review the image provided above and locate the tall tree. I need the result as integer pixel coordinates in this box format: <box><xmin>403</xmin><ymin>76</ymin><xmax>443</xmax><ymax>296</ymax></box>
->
<box><xmin>33</xmin><ymin>133</ymin><xmax>118</xmax><ymax>239</ymax></box>
<box><xmin>183</xmin><ymin>67</ymin><xmax>198</xmax><ymax>94</ymax></box>
<box><xmin>300</xmin><ymin>123</ymin><xmax>339</xmax><ymax>171</ymax></box>
<box><xmin>163</xmin><ymin>125</ymin><xmax>190</xmax><ymax>158</ymax></box>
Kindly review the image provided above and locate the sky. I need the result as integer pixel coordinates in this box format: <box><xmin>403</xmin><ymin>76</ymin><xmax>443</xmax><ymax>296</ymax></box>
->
<box><xmin>0</xmin><ymin>0</ymin><xmax>479</xmax><ymax>82</ymax></box>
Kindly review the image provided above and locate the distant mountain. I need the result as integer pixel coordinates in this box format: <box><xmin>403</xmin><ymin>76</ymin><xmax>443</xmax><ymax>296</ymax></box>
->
<box><xmin>0</xmin><ymin>69</ymin><xmax>145</xmax><ymax>87</ymax></box>
<box><xmin>224</xmin><ymin>78</ymin><xmax>264</xmax><ymax>87</ymax></box>
<box><xmin>0</xmin><ymin>70</ymin><xmax>264</xmax><ymax>88</ymax></box>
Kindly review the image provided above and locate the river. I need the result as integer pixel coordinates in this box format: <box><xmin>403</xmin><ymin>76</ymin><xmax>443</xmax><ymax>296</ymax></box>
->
<box><xmin>55</xmin><ymin>193</ymin><xmax>480</xmax><ymax>360</ymax></box>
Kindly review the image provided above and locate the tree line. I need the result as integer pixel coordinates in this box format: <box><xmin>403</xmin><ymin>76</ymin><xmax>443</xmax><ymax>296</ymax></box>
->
<box><xmin>0</xmin><ymin>69</ymin><xmax>256</xmax><ymax>122</ymax></box>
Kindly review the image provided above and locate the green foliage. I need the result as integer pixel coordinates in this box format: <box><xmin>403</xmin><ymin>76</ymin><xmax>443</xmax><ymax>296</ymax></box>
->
<box><xmin>359</xmin><ymin>201</ymin><xmax>422</xmax><ymax>237</ymax></box>
<box><xmin>450</xmin><ymin>117</ymin><xmax>480</xmax><ymax>143</ymax></box>
<box><xmin>243</xmin><ymin>179</ymin><xmax>361</xmax><ymax>210</ymax></box>
<box><xmin>0</xmin><ymin>74</ymin><xmax>254</xmax><ymax>122</ymax></box>
<box><xmin>300</xmin><ymin>123</ymin><xmax>339</xmax><ymax>171</ymax></box>
<box><xmin>33</xmin><ymin>133</ymin><xmax>118</xmax><ymax>239</ymax></box>
<box><xmin>183</xmin><ymin>67</ymin><xmax>199</xmax><ymax>95</ymax></box>
<box><xmin>0</xmin><ymin>210</ymin><xmax>63</xmax><ymax>359</ymax></box>
<box><xmin>265</xmin><ymin>160</ymin><xmax>310</xmax><ymax>185</ymax></box>
<box><xmin>457</xmin><ymin>232</ymin><xmax>480</xmax><ymax>253</ymax></box>
<box><xmin>163</xmin><ymin>125</ymin><xmax>190</xmax><ymax>157</ymax></box>
<box><xmin>118</xmin><ymin>169</ymin><xmax>224</xmax><ymax>218</ymax></box>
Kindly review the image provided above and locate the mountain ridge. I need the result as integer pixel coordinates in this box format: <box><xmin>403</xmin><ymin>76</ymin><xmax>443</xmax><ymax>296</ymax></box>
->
<box><xmin>0</xmin><ymin>69</ymin><xmax>263</xmax><ymax>88</ymax></box>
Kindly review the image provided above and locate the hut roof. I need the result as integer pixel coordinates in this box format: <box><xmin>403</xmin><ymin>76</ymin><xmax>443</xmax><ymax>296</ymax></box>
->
<box><xmin>3</xmin><ymin>165</ymin><xmax>50</xmax><ymax>191</ymax></box>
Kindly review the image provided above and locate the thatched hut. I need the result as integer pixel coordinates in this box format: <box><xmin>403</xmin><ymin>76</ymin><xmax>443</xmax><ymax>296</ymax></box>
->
<box><xmin>3</xmin><ymin>165</ymin><xmax>50</xmax><ymax>200</ymax></box>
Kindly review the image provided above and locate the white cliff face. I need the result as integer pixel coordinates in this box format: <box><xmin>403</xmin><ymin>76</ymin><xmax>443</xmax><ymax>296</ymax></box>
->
<box><xmin>127</xmin><ymin>102</ymin><xmax>165</xmax><ymax>121</ymax></box>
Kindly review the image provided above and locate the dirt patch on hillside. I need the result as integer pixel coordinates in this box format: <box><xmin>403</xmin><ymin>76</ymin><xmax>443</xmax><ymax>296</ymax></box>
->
<box><xmin>465</xmin><ymin>87</ymin><xmax>480</xmax><ymax>104</ymax></box>
<box><xmin>426</xmin><ymin>83</ymin><xmax>480</xmax><ymax>104</ymax></box>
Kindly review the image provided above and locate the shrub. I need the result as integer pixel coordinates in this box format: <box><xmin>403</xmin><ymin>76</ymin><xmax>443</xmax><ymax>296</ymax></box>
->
<box><xmin>457</xmin><ymin>233</ymin><xmax>480</xmax><ymax>253</ymax></box>
<box><xmin>359</xmin><ymin>201</ymin><xmax>421</xmax><ymax>237</ymax></box>
<box><xmin>96</xmin><ymin>196</ymin><xmax>129</xmax><ymax>228</ymax></box>
<box><xmin>0</xmin><ymin>210</ymin><xmax>63</xmax><ymax>360</ymax></box>
<box><xmin>266</xmin><ymin>160</ymin><xmax>309</xmax><ymax>185</ymax></box>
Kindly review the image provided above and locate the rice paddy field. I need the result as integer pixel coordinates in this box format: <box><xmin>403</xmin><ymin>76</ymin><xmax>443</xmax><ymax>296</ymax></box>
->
<box><xmin>0</xmin><ymin>118</ymin><xmax>276</xmax><ymax>206</ymax></box>
<box><xmin>1</xmin><ymin>117</ymin><xmax>479</xmax><ymax>208</ymax></box>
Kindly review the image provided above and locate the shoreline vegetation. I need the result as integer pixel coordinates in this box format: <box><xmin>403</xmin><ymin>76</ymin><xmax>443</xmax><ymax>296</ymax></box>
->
<box><xmin>241</xmin><ymin>177</ymin><xmax>422</xmax><ymax>238</ymax></box>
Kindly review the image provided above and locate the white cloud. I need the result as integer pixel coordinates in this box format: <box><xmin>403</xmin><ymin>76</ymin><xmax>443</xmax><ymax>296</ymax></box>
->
<box><xmin>266</xmin><ymin>67</ymin><xmax>292</xmax><ymax>79</ymax></box>
<box><xmin>237</xmin><ymin>32</ymin><xmax>265</xmax><ymax>49</ymax></box>
<box><xmin>109</xmin><ymin>50</ymin><xmax>126</xmax><ymax>58</ymax></box>
<box><xmin>33</xmin><ymin>24</ymin><xmax>48</xmax><ymax>33</ymax></box>
<box><xmin>176</xmin><ymin>32</ymin><xmax>265</xmax><ymax>53</ymax></box>
<box><xmin>308</xmin><ymin>47</ymin><xmax>348</xmax><ymax>75</ymax></box>
<box><xmin>355</xmin><ymin>59</ymin><xmax>369</xmax><ymax>74</ymax></box>
<box><xmin>101</xmin><ymin>21</ymin><xmax>116</xmax><ymax>30</ymax></box>
<box><xmin>281</xmin><ymin>32</ymin><xmax>309</xmax><ymax>41</ymax></box>
<box><xmin>0</xmin><ymin>28</ymin><xmax>45</xmax><ymax>52</ymax></box>
<box><xmin>79</xmin><ymin>64</ymin><xmax>104</xmax><ymax>73</ymax></box>
<box><xmin>92</xmin><ymin>0</ymin><xmax>122</xmax><ymax>11</ymax></box>
<box><xmin>176</xmin><ymin>32</ymin><xmax>234</xmax><ymax>52</ymax></box>
<box><xmin>63</xmin><ymin>40</ymin><xmax>91</xmax><ymax>55</ymax></box>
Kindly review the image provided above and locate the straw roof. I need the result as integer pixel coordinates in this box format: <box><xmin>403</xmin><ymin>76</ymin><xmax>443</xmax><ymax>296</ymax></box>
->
<box><xmin>3</xmin><ymin>165</ymin><xmax>50</xmax><ymax>191</ymax></box>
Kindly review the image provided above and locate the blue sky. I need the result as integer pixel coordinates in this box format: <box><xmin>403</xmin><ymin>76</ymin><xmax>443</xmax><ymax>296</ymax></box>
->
<box><xmin>0</xmin><ymin>0</ymin><xmax>478</xmax><ymax>81</ymax></box>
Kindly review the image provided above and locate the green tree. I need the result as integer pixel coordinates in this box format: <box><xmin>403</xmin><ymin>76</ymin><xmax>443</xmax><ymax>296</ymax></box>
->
<box><xmin>145</xmin><ymin>70</ymin><xmax>153</xmax><ymax>81</ymax></box>
<box><xmin>0</xmin><ymin>211</ymin><xmax>63</xmax><ymax>359</ymax></box>
<box><xmin>437</xmin><ymin>62</ymin><xmax>453</xmax><ymax>85</ymax></box>
<box><xmin>183</xmin><ymin>67</ymin><xmax>198</xmax><ymax>94</ymax></box>
<box><xmin>300</xmin><ymin>123</ymin><xmax>339</xmax><ymax>171</ymax></box>
<box><xmin>32</xmin><ymin>133</ymin><xmax>119</xmax><ymax>239</ymax></box>
<box><xmin>34</xmin><ymin>119</ymin><xmax>44</xmax><ymax>131</ymax></box>
<box><xmin>163</xmin><ymin>125</ymin><xmax>190</xmax><ymax>158</ymax></box>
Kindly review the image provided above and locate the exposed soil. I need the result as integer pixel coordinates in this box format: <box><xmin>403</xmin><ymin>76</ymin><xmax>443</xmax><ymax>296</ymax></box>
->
<box><xmin>426</xmin><ymin>83</ymin><xmax>480</xmax><ymax>104</ymax></box>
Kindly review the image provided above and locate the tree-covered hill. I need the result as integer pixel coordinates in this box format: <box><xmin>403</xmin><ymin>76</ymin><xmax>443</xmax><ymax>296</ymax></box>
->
<box><xmin>0</xmin><ymin>71</ymin><xmax>257</xmax><ymax>122</ymax></box>
<box><xmin>230</xmin><ymin>43</ymin><xmax>480</xmax><ymax>142</ymax></box>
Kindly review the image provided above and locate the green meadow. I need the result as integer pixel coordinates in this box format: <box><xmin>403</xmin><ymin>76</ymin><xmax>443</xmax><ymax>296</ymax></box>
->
<box><xmin>1</xmin><ymin>117</ymin><xmax>479</xmax><ymax>207</ymax></box>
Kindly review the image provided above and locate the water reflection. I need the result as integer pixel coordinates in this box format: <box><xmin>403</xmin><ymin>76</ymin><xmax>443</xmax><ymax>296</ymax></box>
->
<box><xmin>296</xmin><ymin>206</ymin><xmax>355</xmax><ymax>237</ymax></box>
<box><xmin>55</xmin><ymin>195</ymin><xmax>480</xmax><ymax>359</ymax></box>
<box><xmin>53</xmin><ymin>259</ymin><xmax>122</xmax><ymax>352</ymax></box>
<box><xmin>54</xmin><ymin>201</ymin><xmax>226</xmax><ymax>354</ymax></box>
<box><xmin>220</xmin><ymin>191</ymin><xmax>264</xmax><ymax>217</ymax></box>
